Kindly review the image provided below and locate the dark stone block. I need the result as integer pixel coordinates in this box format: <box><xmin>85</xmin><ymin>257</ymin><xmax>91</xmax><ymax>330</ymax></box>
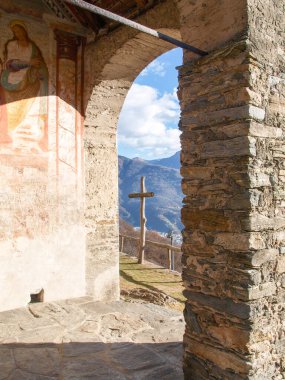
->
<box><xmin>183</xmin><ymin>353</ymin><xmax>248</xmax><ymax>380</ymax></box>
<box><xmin>184</xmin><ymin>304</ymin><xmax>202</xmax><ymax>334</ymax></box>
<box><xmin>184</xmin><ymin>291</ymin><xmax>251</xmax><ymax>320</ymax></box>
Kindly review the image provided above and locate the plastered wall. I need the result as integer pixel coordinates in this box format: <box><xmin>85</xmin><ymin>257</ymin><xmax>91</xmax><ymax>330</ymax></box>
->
<box><xmin>0</xmin><ymin>1</ymin><xmax>86</xmax><ymax>311</ymax></box>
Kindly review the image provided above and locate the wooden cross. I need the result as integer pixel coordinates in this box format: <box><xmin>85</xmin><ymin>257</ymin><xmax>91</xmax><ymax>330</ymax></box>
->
<box><xmin>128</xmin><ymin>176</ymin><xmax>154</xmax><ymax>264</ymax></box>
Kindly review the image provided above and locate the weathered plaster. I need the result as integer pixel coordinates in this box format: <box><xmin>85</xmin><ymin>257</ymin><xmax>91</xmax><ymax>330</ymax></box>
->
<box><xmin>0</xmin><ymin>5</ymin><xmax>86</xmax><ymax>311</ymax></box>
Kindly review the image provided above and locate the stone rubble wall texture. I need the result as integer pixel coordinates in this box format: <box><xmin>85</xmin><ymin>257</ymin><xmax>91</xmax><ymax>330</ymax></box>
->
<box><xmin>247</xmin><ymin>0</ymin><xmax>285</xmax><ymax>378</ymax></box>
<box><xmin>177</xmin><ymin>0</ymin><xmax>285</xmax><ymax>379</ymax></box>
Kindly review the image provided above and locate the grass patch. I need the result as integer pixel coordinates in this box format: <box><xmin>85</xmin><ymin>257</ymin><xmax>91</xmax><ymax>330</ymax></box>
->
<box><xmin>120</xmin><ymin>254</ymin><xmax>186</xmax><ymax>311</ymax></box>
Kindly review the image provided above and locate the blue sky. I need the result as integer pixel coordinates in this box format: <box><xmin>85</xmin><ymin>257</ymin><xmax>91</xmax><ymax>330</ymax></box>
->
<box><xmin>118</xmin><ymin>48</ymin><xmax>182</xmax><ymax>160</ymax></box>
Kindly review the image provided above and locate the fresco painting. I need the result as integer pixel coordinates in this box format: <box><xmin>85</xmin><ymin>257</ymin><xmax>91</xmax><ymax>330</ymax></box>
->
<box><xmin>0</xmin><ymin>20</ymin><xmax>48</xmax><ymax>154</ymax></box>
<box><xmin>58</xmin><ymin>59</ymin><xmax>77</xmax><ymax>171</ymax></box>
<box><xmin>55</xmin><ymin>29</ymin><xmax>84</xmax><ymax>178</ymax></box>
<box><xmin>0</xmin><ymin>4</ymin><xmax>87</xmax><ymax>313</ymax></box>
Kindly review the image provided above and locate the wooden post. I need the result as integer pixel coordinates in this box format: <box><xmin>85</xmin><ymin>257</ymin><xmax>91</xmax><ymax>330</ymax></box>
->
<box><xmin>139</xmin><ymin>177</ymin><xmax>146</xmax><ymax>264</ymax></box>
<box><xmin>167</xmin><ymin>231</ymin><xmax>174</xmax><ymax>271</ymax></box>
<box><xmin>167</xmin><ymin>248</ymin><xmax>172</xmax><ymax>270</ymax></box>
<box><xmin>170</xmin><ymin>234</ymin><xmax>174</xmax><ymax>271</ymax></box>
<box><xmin>128</xmin><ymin>176</ymin><xmax>154</xmax><ymax>265</ymax></box>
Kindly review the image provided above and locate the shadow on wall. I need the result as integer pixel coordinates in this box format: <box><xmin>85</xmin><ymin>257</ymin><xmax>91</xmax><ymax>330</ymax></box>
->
<box><xmin>1</xmin><ymin>341</ymin><xmax>183</xmax><ymax>379</ymax></box>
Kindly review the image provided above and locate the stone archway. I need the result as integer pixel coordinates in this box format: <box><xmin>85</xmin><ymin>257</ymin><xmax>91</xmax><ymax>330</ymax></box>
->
<box><xmin>83</xmin><ymin>0</ymin><xmax>249</xmax><ymax>303</ymax></box>
<box><xmin>83</xmin><ymin>0</ymin><xmax>284</xmax><ymax>378</ymax></box>
<box><xmin>0</xmin><ymin>0</ymin><xmax>283</xmax><ymax>378</ymax></box>
<box><xmin>83</xmin><ymin>0</ymin><xmax>181</xmax><ymax>300</ymax></box>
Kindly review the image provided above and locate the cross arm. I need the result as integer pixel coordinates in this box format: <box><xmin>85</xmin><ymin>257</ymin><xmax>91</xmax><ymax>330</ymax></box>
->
<box><xmin>128</xmin><ymin>192</ymin><xmax>154</xmax><ymax>199</ymax></box>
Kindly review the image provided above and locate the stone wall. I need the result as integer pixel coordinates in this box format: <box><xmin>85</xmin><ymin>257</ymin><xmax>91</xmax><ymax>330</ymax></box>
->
<box><xmin>0</xmin><ymin>2</ymin><xmax>86</xmax><ymax>311</ymax></box>
<box><xmin>179</xmin><ymin>38</ymin><xmax>255</xmax><ymax>380</ymax></box>
<box><xmin>178</xmin><ymin>0</ymin><xmax>285</xmax><ymax>378</ymax></box>
<box><xmin>246</xmin><ymin>0</ymin><xmax>285</xmax><ymax>378</ymax></box>
<box><xmin>0</xmin><ymin>0</ymin><xmax>182</xmax><ymax>309</ymax></box>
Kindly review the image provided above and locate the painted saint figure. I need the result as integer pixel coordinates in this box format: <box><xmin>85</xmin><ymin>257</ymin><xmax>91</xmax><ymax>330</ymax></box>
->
<box><xmin>0</xmin><ymin>20</ymin><xmax>48</xmax><ymax>153</ymax></box>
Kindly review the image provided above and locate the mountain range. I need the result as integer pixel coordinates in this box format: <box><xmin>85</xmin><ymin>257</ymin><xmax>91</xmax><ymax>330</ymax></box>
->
<box><xmin>118</xmin><ymin>152</ymin><xmax>183</xmax><ymax>233</ymax></box>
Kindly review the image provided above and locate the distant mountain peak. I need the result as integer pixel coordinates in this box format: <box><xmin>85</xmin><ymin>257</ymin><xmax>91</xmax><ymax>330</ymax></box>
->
<box><xmin>133</xmin><ymin>157</ymin><xmax>145</xmax><ymax>162</ymax></box>
<box><xmin>148</xmin><ymin>151</ymin><xmax>180</xmax><ymax>169</ymax></box>
<box><xmin>119</xmin><ymin>153</ymin><xmax>182</xmax><ymax>234</ymax></box>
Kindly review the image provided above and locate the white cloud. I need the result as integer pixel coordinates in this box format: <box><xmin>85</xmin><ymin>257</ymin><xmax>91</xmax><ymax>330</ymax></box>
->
<box><xmin>118</xmin><ymin>83</ymin><xmax>181</xmax><ymax>159</ymax></box>
<box><xmin>140</xmin><ymin>60</ymin><xmax>167</xmax><ymax>77</ymax></box>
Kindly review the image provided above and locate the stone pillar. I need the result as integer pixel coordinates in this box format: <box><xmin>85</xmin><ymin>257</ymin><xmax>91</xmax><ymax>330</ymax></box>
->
<box><xmin>84</xmin><ymin>81</ymin><xmax>123</xmax><ymax>301</ymax></box>
<box><xmin>180</xmin><ymin>39</ymin><xmax>254</xmax><ymax>379</ymax></box>
<box><xmin>246</xmin><ymin>1</ymin><xmax>285</xmax><ymax>378</ymax></box>
<box><xmin>179</xmin><ymin>1</ymin><xmax>285</xmax><ymax>377</ymax></box>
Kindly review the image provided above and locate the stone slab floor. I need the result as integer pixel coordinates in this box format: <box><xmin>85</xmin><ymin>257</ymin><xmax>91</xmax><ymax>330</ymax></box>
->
<box><xmin>0</xmin><ymin>297</ymin><xmax>184</xmax><ymax>379</ymax></box>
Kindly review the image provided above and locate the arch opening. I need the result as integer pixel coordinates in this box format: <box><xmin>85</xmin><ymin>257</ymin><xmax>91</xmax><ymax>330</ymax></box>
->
<box><xmin>83</xmin><ymin>0</ymin><xmax>182</xmax><ymax>300</ymax></box>
<box><xmin>118</xmin><ymin>48</ymin><xmax>184</xmax><ymax>260</ymax></box>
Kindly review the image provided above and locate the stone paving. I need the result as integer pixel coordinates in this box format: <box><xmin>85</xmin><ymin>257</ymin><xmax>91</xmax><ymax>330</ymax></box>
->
<box><xmin>0</xmin><ymin>297</ymin><xmax>184</xmax><ymax>379</ymax></box>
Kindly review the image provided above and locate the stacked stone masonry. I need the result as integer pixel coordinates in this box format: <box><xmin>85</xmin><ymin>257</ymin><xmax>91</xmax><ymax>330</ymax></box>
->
<box><xmin>179</xmin><ymin>0</ymin><xmax>285</xmax><ymax>378</ymax></box>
